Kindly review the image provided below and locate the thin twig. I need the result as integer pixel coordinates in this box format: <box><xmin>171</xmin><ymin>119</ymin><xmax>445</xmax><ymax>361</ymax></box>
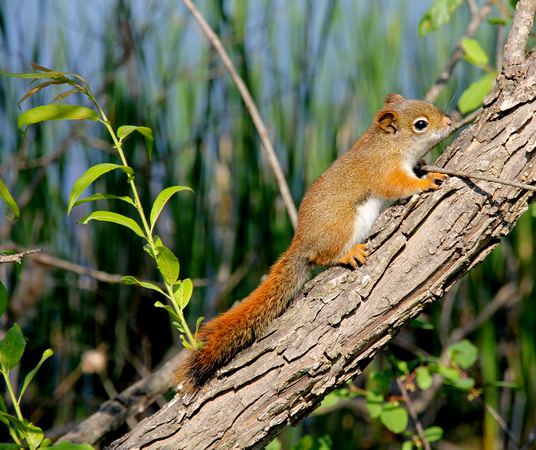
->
<box><xmin>425</xmin><ymin>0</ymin><xmax>493</xmax><ymax>103</ymax></box>
<box><xmin>477</xmin><ymin>397</ymin><xmax>520</xmax><ymax>448</ymax></box>
<box><xmin>396</xmin><ymin>377</ymin><xmax>430</xmax><ymax>450</ymax></box>
<box><xmin>0</xmin><ymin>248</ymin><xmax>42</xmax><ymax>264</ymax></box>
<box><xmin>181</xmin><ymin>0</ymin><xmax>298</xmax><ymax>229</ymax></box>
<box><xmin>421</xmin><ymin>165</ymin><xmax>536</xmax><ymax>192</ymax></box>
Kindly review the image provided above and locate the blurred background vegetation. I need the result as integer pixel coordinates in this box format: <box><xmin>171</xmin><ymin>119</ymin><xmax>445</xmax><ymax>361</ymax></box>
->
<box><xmin>0</xmin><ymin>0</ymin><xmax>534</xmax><ymax>448</ymax></box>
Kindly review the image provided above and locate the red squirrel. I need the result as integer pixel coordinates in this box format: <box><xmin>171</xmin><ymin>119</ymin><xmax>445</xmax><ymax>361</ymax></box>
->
<box><xmin>176</xmin><ymin>93</ymin><xmax>451</xmax><ymax>393</ymax></box>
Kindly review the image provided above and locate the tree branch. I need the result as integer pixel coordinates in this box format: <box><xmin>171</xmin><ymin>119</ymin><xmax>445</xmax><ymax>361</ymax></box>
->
<box><xmin>102</xmin><ymin>3</ymin><xmax>536</xmax><ymax>448</ymax></box>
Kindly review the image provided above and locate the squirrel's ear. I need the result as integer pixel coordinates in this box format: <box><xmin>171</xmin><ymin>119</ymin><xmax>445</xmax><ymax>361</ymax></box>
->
<box><xmin>377</xmin><ymin>110</ymin><xmax>399</xmax><ymax>134</ymax></box>
<box><xmin>384</xmin><ymin>93</ymin><xmax>404</xmax><ymax>104</ymax></box>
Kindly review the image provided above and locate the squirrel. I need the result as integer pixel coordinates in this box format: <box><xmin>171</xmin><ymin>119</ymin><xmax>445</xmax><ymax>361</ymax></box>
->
<box><xmin>176</xmin><ymin>93</ymin><xmax>451</xmax><ymax>394</ymax></box>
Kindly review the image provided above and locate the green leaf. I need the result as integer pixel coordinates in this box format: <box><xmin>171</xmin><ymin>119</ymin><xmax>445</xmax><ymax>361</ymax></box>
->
<box><xmin>0</xmin><ymin>281</ymin><xmax>7</xmax><ymax>318</ymax></box>
<box><xmin>59</xmin><ymin>193</ymin><xmax>135</xmax><ymax>217</ymax></box>
<box><xmin>410</xmin><ymin>317</ymin><xmax>435</xmax><ymax>330</ymax></box>
<box><xmin>182</xmin><ymin>278</ymin><xmax>193</xmax><ymax>309</ymax></box>
<box><xmin>117</xmin><ymin>125</ymin><xmax>154</xmax><ymax>160</ymax></box>
<box><xmin>452</xmin><ymin>377</ymin><xmax>476</xmax><ymax>391</ymax></box>
<box><xmin>17</xmin><ymin>105</ymin><xmax>100</xmax><ymax>131</ymax></box>
<box><xmin>122</xmin><ymin>276</ymin><xmax>167</xmax><ymax>297</ymax></box>
<box><xmin>0</xmin><ymin>179</ymin><xmax>19</xmax><ymax>221</ymax></box>
<box><xmin>195</xmin><ymin>316</ymin><xmax>205</xmax><ymax>335</ymax></box>
<box><xmin>67</xmin><ymin>163</ymin><xmax>134</xmax><ymax>216</ymax></box>
<box><xmin>401</xmin><ymin>441</ymin><xmax>415</xmax><ymax>450</ymax></box>
<box><xmin>380</xmin><ymin>402</ymin><xmax>409</xmax><ymax>434</ymax></box>
<box><xmin>180</xmin><ymin>334</ymin><xmax>194</xmax><ymax>350</ymax></box>
<box><xmin>265</xmin><ymin>438</ymin><xmax>283</xmax><ymax>450</ymax></box>
<box><xmin>488</xmin><ymin>17</ymin><xmax>512</xmax><ymax>25</ymax></box>
<box><xmin>18</xmin><ymin>349</ymin><xmax>53</xmax><ymax>402</ymax></box>
<box><xmin>50</xmin><ymin>442</ymin><xmax>95</xmax><ymax>449</ymax></box>
<box><xmin>149</xmin><ymin>186</ymin><xmax>193</xmax><ymax>232</ymax></box>
<box><xmin>1</xmin><ymin>324</ymin><xmax>26</xmax><ymax>371</ymax></box>
<box><xmin>424</xmin><ymin>426</ymin><xmax>444</xmax><ymax>442</ymax></box>
<box><xmin>0</xmin><ymin>443</ymin><xmax>25</xmax><ymax>449</ymax></box>
<box><xmin>369</xmin><ymin>370</ymin><xmax>391</xmax><ymax>392</ymax></box>
<box><xmin>154</xmin><ymin>301</ymin><xmax>181</xmax><ymax>323</ymax></box>
<box><xmin>435</xmin><ymin>364</ymin><xmax>461</xmax><ymax>383</ymax></box>
<box><xmin>365</xmin><ymin>390</ymin><xmax>384</xmax><ymax>419</ymax></box>
<box><xmin>447</xmin><ymin>339</ymin><xmax>479</xmax><ymax>369</ymax></box>
<box><xmin>320</xmin><ymin>388</ymin><xmax>352</xmax><ymax>409</ymax></box>
<box><xmin>416</xmin><ymin>366</ymin><xmax>433</xmax><ymax>390</ymax></box>
<box><xmin>458</xmin><ymin>73</ymin><xmax>496</xmax><ymax>114</ymax></box>
<box><xmin>290</xmin><ymin>435</ymin><xmax>333</xmax><ymax>450</ymax></box>
<box><xmin>392</xmin><ymin>357</ymin><xmax>409</xmax><ymax>375</ymax></box>
<box><xmin>24</xmin><ymin>421</ymin><xmax>44</xmax><ymax>449</ymax></box>
<box><xmin>418</xmin><ymin>0</ymin><xmax>464</xmax><ymax>37</ymax></box>
<box><xmin>156</xmin><ymin>246</ymin><xmax>179</xmax><ymax>285</ymax></box>
<box><xmin>462</xmin><ymin>38</ymin><xmax>489</xmax><ymax>67</ymax></box>
<box><xmin>79</xmin><ymin>211</ymin><xmax>146</xmax><ymax>239</ymax></box>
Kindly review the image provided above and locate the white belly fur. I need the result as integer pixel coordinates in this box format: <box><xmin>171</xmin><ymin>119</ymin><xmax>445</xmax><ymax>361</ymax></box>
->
<box><xmin>352</xmin><ymin>196</ymin><xmax>384</xmax><ymax>245</ymax></box>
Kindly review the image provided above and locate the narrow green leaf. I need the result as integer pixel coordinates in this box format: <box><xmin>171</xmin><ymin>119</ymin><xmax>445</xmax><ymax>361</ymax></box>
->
<box><xmin>18</xmin><ymin>349</ymin><xmax>53</xmax><ymax>402</ymax></box>
<box><xmin>401</xmin><ymin>441</ymin><xmax>414</xmax><ymax>450</ymax></box>
<box><xmin>117</xmin><ymin>125</ymin><xmax>154</xmax><ymax>159</ymax></box>
<box><xmin>195</xmin><ymin>316</ymin><xmax>205</xmax><ymax>335</ymax></box>
<box><xmin>49</xmin><ymin>442</ymin><xmax>95</xmax><ymax>449</ymax></box>
<box><xmin>0</xmin><ymin>281</ymin><xmax>8</xmax><ymax>318</ymax></box>
<box><xmin>458</xmin><ymin>73</ymin><xmax>496</xmax><ymax>114</ymax></box>
<box><xmin>67</xmin><ymin>163</ymin><xmax>133</xmax><ymax>216</ymax></box>
<box><xmin>424</xmin><ymin>426</ymin><xmax>444</xmax><ymax>442</ymax></box>
<box><xmin>59</xmin><ymin>193</ymin><xmax>135</xmax><ymax>217</ymax></box>
<box><xmin>462</xmin><ymin>38</ymin><xmax>489</xmax><ymax>67</ymax></box>
<box><xmin>447</xmin><ymin>339</ymin><xmax>479</xmax><ymax>369</ymax></box>
<box><xmin>0</xmin><ymin>179</ymin><xmax>19</xmax><ymax>221</ymax></box>
<box><xmin>156</xmin><ymin>246</ymin><xmax>179</xmax><ymax>285</ymax></box>
<box><xmin>174</xmin><ymin>281</ymin><xmax>184</xmax><ymax>310</ymax></box>
<box><xmin>0</xmin><ymin>410</ymin><xmax>27</xmax><ymax>436</ymax></box>
<box><xmin>0</xmin><ymin>70</ymin><xmax>67</xmax><ymax>80</ymax></box>
<box><xmin>17</xmin><ymin>105</ymin><xmax>100</xmax><ymax>131</ymax></box>
<box><xmin>154</xmin><ymin>301</ymin><xmax>181</xmax><ymax>322</ymax></box>
<box><xmin>180</xmin><ymin>335</ymin><xmax>194</xmax><ymax>350</ymax></box>
<box><xmin>1</xmin><ymin>324</ymin><xmax>26</xmax><ymax>371</ymax></box>
<box><xmin>380</xmin><ymin>402</ymin><xmax>409</xmax><ymax>434</ymax></box>
<box><xmin>173</xmin><ymin>321</ymin><xmax>186</xmax><ymax>333</ymax></box>
<box><xmin>122</xmin><ymin>276</ymin><xmax>167</xmax><ymax>297</ymax></box>
<box><xmin>79</xmin><ymin>211</ymin><xmax>146</xmax><ymax>239</ymax></box>
<box><xmin>181</xmin><ymin>278</ymin><xmax>193</xmax><ymax>309</ymax></box>
<box><xmin>418</xmin><ymin>0</ymin><xmax>464</xmax><ymax>37</ymax></box>
<box><xmin>149</xmin><ymin>186</ymin><xmax>193</xmax><ymax>232</ymax></box>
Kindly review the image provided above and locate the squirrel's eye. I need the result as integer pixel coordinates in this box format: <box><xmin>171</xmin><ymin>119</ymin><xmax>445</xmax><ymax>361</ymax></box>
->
<box><xmin>413</xmin><ymin>118</ymin><xmax>429</xmax><ymax>133</ymax></box>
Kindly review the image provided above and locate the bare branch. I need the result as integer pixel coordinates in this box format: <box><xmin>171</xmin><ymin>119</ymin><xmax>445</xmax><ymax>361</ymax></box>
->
<box><xmin>0</xmin><ymin>248</ymin><xmax>42</xmax><ymax>264</ymax></box>
<box><xmin>181</xmin><ymin>0</ymin><xmax>298</xmax><ymax>229</ymax></box>
<box><xmin>503</xmin><ymin>0</ymin><xmax>536</xmax><ymax>73</ymax></box>
<box><xmin>396</xmin><ymin>377</ymin><xmax>430</xmax><ymax>450</ymax></box>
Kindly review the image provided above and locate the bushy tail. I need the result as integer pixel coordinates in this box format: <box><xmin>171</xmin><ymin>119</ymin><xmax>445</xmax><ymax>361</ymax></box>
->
<box><xmin>176</xmin><ymin>248</ymin><xmax>310</xmax><ymax>393</ymax></box>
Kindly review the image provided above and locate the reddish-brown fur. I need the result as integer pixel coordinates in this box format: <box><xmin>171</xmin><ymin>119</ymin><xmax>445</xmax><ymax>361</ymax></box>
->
<box><xmin>176</xmin><ymin>94</ymin><xmax>451</xmax><ymax>393</ymax></box>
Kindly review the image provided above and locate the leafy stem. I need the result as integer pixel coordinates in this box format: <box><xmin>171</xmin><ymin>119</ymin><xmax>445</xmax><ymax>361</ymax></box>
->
<box><xmin>3</xmin><ymin>63</ymin><xmax>201</xmax><ymax>350</ymax></box>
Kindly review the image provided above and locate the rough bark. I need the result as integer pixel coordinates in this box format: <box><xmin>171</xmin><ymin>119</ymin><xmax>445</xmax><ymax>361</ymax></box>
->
<box><xmin>104</xmin><ymin>3</ymin><xmax>536</xmax><ymax>449</ymax></box>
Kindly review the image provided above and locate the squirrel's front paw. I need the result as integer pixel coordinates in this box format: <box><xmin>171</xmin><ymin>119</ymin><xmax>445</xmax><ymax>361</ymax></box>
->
<box><xmin>427</xmin><ymin>172</ymin><xmax>449</xmax><ymax>190</ymax></box>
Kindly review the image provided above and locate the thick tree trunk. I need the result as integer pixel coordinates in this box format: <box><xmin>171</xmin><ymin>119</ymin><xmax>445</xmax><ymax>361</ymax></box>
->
<box><xmin>104</xmin><ymin>2</ymin><xmax>536</xmax><ymax>449</ymax></box>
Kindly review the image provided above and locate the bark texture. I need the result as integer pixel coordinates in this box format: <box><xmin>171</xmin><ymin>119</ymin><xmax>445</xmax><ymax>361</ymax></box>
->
<box><xmin>108</xmin><ymin>4</ymin><xmax>536</xmax><ymax>449</ymax></box>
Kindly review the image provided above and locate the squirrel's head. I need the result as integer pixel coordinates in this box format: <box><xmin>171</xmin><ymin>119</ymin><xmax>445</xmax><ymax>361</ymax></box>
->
<box><xmin>373</xmin><ymin>93</ymin><xmax>451</xmax><ymax>157</ymax></box>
